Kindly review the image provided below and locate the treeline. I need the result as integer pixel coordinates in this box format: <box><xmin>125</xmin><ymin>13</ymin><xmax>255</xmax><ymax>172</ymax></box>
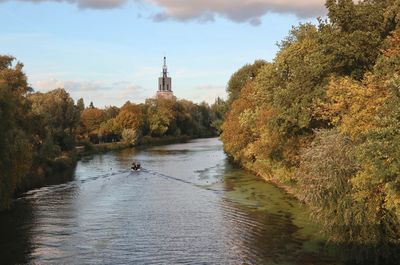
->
<box><xmin>79</xmin><ymin>96</ymin><xmax>226</xmax><ymax>146</ymax></box>
<box><xmin>0</xmin><ymin>57</ymin><xmax>80</xmax><ymax>210</ymax></box>
<box><xmin>221</xmin><ymin>0</ymin><xmax>400</xmax><ymax>263</ymax></box>
<box><xmin>0</xmin><ymin>55</ymin><xmax>226</xmax><ymax>211</ymax></box>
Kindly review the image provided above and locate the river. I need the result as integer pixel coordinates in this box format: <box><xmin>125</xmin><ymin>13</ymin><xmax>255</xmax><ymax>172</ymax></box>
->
<box><xmin>0</xmin><ymin>138</ymin><xmax>340</xmax><ymax>265</ymax></box>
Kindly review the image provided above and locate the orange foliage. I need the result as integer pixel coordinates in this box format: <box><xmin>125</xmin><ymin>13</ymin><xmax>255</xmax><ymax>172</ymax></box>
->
<box><xmin>383</xmin><ymin>28</ymin><xmax>400</xmax><ymax>58</ymax></box>
<box><xmin>81</xmin><ymin>108</ymin><xmax>104</xmax><ymax>134</ymax></box>
<box><xmin>221</xmin><ymin>82</ymin><xmax>255</xmax><ymax>162</ymax></box>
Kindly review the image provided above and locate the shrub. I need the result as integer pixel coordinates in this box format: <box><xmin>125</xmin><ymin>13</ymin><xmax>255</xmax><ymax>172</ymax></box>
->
<box><xmin>122</xmin><ymin>128</ymin><xmax>141</xmax><ymax>145</ymax></box>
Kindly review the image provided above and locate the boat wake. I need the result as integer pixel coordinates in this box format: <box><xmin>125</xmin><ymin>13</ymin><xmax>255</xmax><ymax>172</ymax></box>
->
<box><xmin>17</xmin><ymin>167</ymin><xmax>223</xmax><ymax>201</ymax></box>
<box><xmin>140</xmin><ymin>168</ymin><xmax>223</xmax><ymax>194</ymax></box>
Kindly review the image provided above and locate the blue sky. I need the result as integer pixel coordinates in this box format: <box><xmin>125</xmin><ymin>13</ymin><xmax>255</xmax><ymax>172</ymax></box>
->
<box><xmin>0</xmin><ymin>0</ymin><xmax>325</xmax><ymax>107</ymax></box>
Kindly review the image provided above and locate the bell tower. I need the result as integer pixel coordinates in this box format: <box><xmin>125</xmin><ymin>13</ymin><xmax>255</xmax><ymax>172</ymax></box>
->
<box><xmin>157</xmin><ymin>57</ymin><xmax>174</xmax><ymax>99</ymax></box>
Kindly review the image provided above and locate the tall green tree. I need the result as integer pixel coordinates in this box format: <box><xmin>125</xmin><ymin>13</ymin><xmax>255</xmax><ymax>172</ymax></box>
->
<box><xmin>0</xmin><ymin>56</ymin><xmax>33</xmax><ymax>210</ymax></box>
<box><xmin>226</xmin><ymin>60</ymin><xmax>266</xmax><ymax>104</ymax></box>
<box><xmin>29</xmin><ymin>88</ymin><xmax>80</xmax><ymax>151</ymax></box>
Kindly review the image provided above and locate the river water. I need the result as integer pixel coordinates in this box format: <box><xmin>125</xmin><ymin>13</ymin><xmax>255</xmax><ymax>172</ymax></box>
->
<box><xmin>0</xmin><ymin>138</ymin><xmax>340</xmax><ymax>265</ymax></box>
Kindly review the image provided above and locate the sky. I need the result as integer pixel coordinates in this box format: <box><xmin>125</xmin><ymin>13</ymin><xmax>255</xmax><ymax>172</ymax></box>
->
<box><xmin>0</xmin><ymin>0</ymin><xmax>326</xmax><ymax>107</ymax></box>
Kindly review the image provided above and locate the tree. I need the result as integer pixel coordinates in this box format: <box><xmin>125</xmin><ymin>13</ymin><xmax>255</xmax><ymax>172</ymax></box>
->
<box><xmin>145</xmin><ymin>98</ymin><xmax>176</xmax><ymax>137</ymax></box>
<box><xmin>271</xmin><ymin>24</ymin><xmax>330</xmax><ymax>136</ymax></box>
<box><xmin>76</xmin><ymin>98</ymin><xmax>85</xmax><ymax>113</ymax></box>
<box><xmin>103</xmin><ymin>105</ymin><xmax>119</xmax><ymax>120</ymax></box>
<box><xmin>0</xmin><ymin>56</ymin><xmax>33</xmax><ymax>210</ymax></box>
<box><xmin>122</xmin><ymin>128</ymin><xmax>141</xmax><ymax>145</ymax></box>
<box><xmin>300</xmin><ymin>27</ymin><xmax>400</xmax><ymax>261</ymax></box>
<box><xmin>221</xmin><ymin>82</ymin><xmax>258</xmax><ymax>163</ymax></box>
<box><xmin>210</xmin><ymin>97</ymin><xmax>228</xmax><ymax>134</ymax></box>
<box><xmin>113</xmin><ymin>110</ymin><xmax>143</xmax><ymax>135</ymax></box>
<box><xmin>80</xmin><ymin>108</ymin><xmax>104</xmax><ymax>135</ymax></box>
<box><xmin>221</xmin><ymin>1</ymin><xmax>400</xmax><ymax>258</ymax></box>
<box><xmin>321</xmin><ymin>0</ymin><xmax>400</xmax><ymax>80</ymax></box>
<box><xmin>29</xmin><ymin>88</ymin><xmax>79</xmax><ymax>151</ymax></box>
<box><xmin>226</xmin><ymin>60</ymin><xmax>266</xmax><ymax>104</ymax></box>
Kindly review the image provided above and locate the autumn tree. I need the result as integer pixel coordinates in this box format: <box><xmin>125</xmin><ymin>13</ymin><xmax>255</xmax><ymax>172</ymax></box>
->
<box><xmin>145</xmin><ymin>98</ymin><xmax>176</xmax><ymax>137</ymax></box>
<box><xmin>226</xmin><ymin>60</ymin><xmax>267</xmax><ymax>104</ymax></box>
<box><xmin>321</xmin><ymin>0</ymin><xmax>400</xmax><ymax>80</ymax></box>
<box><xmin>0</xmin><ymin>56</ymin><xmax>33</xmax><ymax>210</ymax></box>
<box><xmin>221</xmin><ymin>82</ymin><xmax>258</xmax><ymax>163</ymax></box>
<box><xmin>221</xmin><ymin>1</ymin><xmax>400</xmax><ymax>259</ymax></box>
<box><xmin>80</xmin><ymin>107</ymin><xmax>104</xmax><ymax>135</ymax></box>
<box><xmin>29</xmin><ymin>88</ymin><xmax>80</xmax><ymax>151</ymax></box>
<box><xmin>299</xmin><ymin>28</ymin><xmax>400</xmax><ymax>261</ymax></box>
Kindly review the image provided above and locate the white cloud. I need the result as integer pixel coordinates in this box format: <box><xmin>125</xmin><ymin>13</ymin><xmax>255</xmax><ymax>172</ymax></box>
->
<box><xmin>149</xmin><ymin>0</ymin><xmax>326</xmax><ymax>23</ymax></box>
<box><xmin>32</xmin><ymin>78</ymin><xmax>147</xmax><ymax>107</ymax></box>
<box><xmin>177</xmin><ymin>84</ymin><xmax>226</xmax><ymax>104</ymax></box>
<box><xmin>1</xmin><ymin>0</ymin><xmax>326</xmax><ymax>24</ymax></box>
<box><xmin>32</xmin><ymin>78</ymin><xmax>225</xmax><ymax>105</ymax></box>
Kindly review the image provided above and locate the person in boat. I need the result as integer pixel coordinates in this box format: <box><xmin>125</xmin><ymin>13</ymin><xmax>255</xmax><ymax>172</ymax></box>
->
<box><xmin>131</xmin><ymin>161</ymin><xmax>141</xmax><ymax>171</ymax></box>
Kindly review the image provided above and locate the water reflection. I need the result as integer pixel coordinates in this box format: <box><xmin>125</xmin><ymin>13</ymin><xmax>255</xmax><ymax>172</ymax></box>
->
<box><xmin>0</xmin><ymin>200</ymin><xmax>34</xmax><ymax>264</ymax></box>
<box><xmin>1</xmin><ymin>138</ymin><xmax>340</xmax><ymax>264</ymax></box>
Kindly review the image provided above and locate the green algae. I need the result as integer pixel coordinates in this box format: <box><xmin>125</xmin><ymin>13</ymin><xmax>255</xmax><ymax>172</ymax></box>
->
<box><xmin>216</xmin><ymin>166</ymin><xmax>331</xmax><ymax>257</ymax></box>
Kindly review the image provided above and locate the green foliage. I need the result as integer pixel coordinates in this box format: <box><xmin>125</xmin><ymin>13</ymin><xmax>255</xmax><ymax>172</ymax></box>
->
<box><xmin>99</xmin><ymin>119</ymin><xmax>117</xmax><ymax>136</ymax></box>
<box><xmin>75</xmin><ymin>93</ymin><xmax>218</xmax><ymax>143</ymax></box>
<box><xmin>0</xmin><ymin>54</ymin><xmax>220</xmax><ymax>211</ymax></box>
<box><xmin>221</xmin><ymin>0</ymin><xmax>400</xmax><ymax>255</ymax></box>
<box><xmin>0</xmin><ymin>56</ymin><xmax>33</xmax><ymax>209</ymax></box>
<box><xmin>142</xmin><ymin>98</ymin><xmax>216</xmax><ymax>138</ymax></box>
<box><xmin>210</xmin><ymin>97</ymin><xmax>228</xmax><ymax>134</ymax></box>
<box><xmin>122</xmin><ymin>128</ymin><xmax>141</xmax><ymax>145</ymax></box>
<box><xmin>0</xmin><ymin>56</ymin><xmax>84</xmax><ymax>210</ymax></box>
<box><xmin>39</xmin><ymin>132</ymin><xmax>61</xmax><ymax>160</ymax></box>
<box><xmin>321</xmin><ymin>0</ymin><xmax>400</xmax><ymax>80</ymax></box>
<box><xmin>29</xmin><ymin>88</ymin><xmax>79</xmax><ymax>151</ymax></box>
<box><xmin>272</xmin><ymin>24</ymin><xmax>329</xmax><ymax>135</ymax></box>
<box><xmin>297</xmin><ymin>129</ymin><xmax>359</xmax><ymax>242</ymax></box>
<box><xmin>226</xmin><ymin>60</ymin><xmax>267</xmax><ymax>104</ymax></box>
<box><xmin>76</xmin><ymin>98</ymin><xmax>85</xmax><ymax>113</ymax></box>
<box><xmin>146</xmin><ymin>98</ymin><xmax>176</xmax><ymax>136</ymax></box>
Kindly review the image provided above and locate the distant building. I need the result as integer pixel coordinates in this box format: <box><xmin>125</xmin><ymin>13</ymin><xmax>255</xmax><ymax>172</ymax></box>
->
<box><xmin>156</xmin><ymin>57</ymin><xmax>175</xmax><ymax>100</ymax></box>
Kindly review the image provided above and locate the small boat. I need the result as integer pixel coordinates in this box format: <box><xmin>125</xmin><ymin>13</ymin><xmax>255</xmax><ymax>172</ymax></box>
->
<box><xmin>131</xmin><ymin>161</ymin><xmax>141</xmax><ymax>171</ymax></box>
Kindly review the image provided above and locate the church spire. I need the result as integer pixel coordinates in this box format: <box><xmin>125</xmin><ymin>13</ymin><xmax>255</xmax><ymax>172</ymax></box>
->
<box><xmin>163</xmin><ymin>56</ymin><xmax>168</xmax><ymax>78</ymax></box>
<box><xmin>157</xmin><ymin>56</ymin><xmax>173</xmax><ymax>98</ymax></box>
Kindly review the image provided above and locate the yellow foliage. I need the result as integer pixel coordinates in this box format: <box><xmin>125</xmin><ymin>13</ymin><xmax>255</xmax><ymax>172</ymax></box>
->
<box><xmin>221</xmin><ymin>82</ymin><xmax>255</xmax><ymax>162</ymax></box>
<box><xmin>383</xmin><ymin>28</ymin><xmax>400</xmax><ymax>58</ymax></box>
<box><xmin>316</xmin><ymin>76</ymin><xmax>388</xmax><ymax>139</ymax></box>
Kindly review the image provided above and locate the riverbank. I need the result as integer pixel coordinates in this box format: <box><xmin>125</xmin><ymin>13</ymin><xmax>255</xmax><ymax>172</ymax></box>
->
<box><xmin>242</xmin><ymin>165</ymin><xmax>301</xmax><ymax>200</ymax></box>
<box><xmin>139</xmin><ymin>135</ymin><xmax>191</xmax><ymax>146</ymax></box>
<box><xmin>1</xmin><ymin>135</ymin><xmax>198</xmax><ymax>212</ymax></box>
<box><xmin>232</xmin><ymin>160</ymin><xmax>300</xmax><ymax>203</ymax></box>
<box><xmin>0</xmin><ymin>137</ymin><xmax>338</xmax><ymax>265</ymax></box>
<box><xmin>77</xmin><ymin>135</ymin><xmax>194</xmax><ymax>157</ymax></box>
<box><xmin>16</xmin><ymin>151</ymin><xmax>78</xmax><ymax>197</ymax></box>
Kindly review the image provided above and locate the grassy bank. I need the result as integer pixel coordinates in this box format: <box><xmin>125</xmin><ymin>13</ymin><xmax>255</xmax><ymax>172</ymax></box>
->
<box><xmin>77</xmin><ymin>141</ymin><xmax>132</xmax><ymax>156</ymax></box>
<box><xmin>77</xmin><ymin>135</ymin><xmax>193</xmax><ymax>157</ymax></box>
<box><xmin>139</xmin><ymin>135</ymin><xmax>191</xmax><ymax>146</ymax></box>
<box><xmin>239</xmin><ymin>161</ymin><xmax>299</xmax><ymax>200</ymax></box>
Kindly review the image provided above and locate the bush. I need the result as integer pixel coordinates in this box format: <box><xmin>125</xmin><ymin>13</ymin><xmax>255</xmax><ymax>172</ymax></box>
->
<box><xmin>122</xmin><ymin>128</ymin><xmax>141</xmax><ymax>145</ymax></box>
<box><xmin>297</xmin><ymin>129</ymin><xmax>359</xmax><ymax>242</ymax></box>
